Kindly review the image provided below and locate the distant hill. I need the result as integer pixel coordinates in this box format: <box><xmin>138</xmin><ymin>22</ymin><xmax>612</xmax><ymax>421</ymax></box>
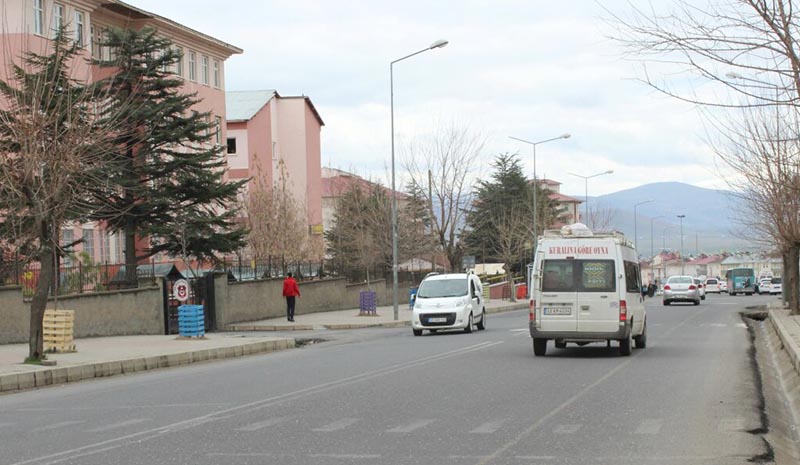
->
<box><xmin>571</xmin><ymin>182</ymin><xmax>755</xmax><ymax>256</ymax></box>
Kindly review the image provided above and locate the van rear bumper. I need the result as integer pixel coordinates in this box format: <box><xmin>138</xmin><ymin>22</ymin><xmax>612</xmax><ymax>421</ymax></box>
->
<box><xmin>529</xmin><ymin>322</ymin><xmax>630</xmax><ymax>341</ymax></box>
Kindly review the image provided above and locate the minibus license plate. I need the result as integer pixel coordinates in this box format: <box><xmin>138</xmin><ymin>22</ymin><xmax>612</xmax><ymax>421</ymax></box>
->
<box><xmin>429</xmin><ymin>317</ymin><xmax>447</xmax><ymax>323</ymax></box>
<box><xmin>544</xmin><ymin>307</ymin><xmax>571</xmax><ymax>315</ymax></box>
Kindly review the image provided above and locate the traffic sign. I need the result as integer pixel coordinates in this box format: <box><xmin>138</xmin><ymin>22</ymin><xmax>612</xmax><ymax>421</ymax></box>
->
<box><xmin>173</xmin><ymin>279</ymin><xmax>191</xmax><ymax>302</ymax></box>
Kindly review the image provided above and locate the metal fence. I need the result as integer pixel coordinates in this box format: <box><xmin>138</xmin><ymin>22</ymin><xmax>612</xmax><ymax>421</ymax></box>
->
<box><xmin>221</xmin><ymin>256</ymin><xmax>325</xmax><ymax>282</ymax></box>
<box><xmin>1</xmin><ymin>261</ymin><xmax>158</xmax><ymax>297</ymax></box>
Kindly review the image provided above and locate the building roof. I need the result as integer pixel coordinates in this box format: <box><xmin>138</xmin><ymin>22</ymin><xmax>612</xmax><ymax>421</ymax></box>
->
<box><xmin>226</xmin><ymin>90</ymin><xmax>277</xmax><ymax>121</ymax></box>
<box><xmin>549</xmin><ymin>192</ymin><xmax>582</xmax><ymax>203</ymax></box>
<box><xmin>322</xmin><ymin>169</ymin><xmax>407</xmax><ymax>200</ymax></box>
<box><xmin>539</xmin><ymin>179</ymin><xmax>561</xmax><ymax>186</ymax></box>
<box><xmin>101</xmin><ymin>1</ymin><xmax>243</xmax><ymax>56</ymax></box>
<box><xmin>686</xmin><ymin>255</ymin><xmax>725</xmax><ymax>265</ymax></box>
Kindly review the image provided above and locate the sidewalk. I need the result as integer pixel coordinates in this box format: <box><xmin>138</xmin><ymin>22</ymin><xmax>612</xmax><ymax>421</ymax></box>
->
<box><xmin>0</xmin><ymin>299</ymin><xmax>528</xmax><ymax>393</ymax></box>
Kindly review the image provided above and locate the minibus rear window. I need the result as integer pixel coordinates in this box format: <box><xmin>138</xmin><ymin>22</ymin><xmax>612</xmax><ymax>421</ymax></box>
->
<box><xmin>542</xmin><ymin>259</ymin><xmax>616</xmax><ymax>292</ymax></box>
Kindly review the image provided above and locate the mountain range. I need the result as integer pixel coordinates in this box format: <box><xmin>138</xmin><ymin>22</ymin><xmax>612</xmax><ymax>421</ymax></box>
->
<box><xmin>572</xmin><ymin>182</ymin><xmax>755</xmax><ymax>256</ymax></box>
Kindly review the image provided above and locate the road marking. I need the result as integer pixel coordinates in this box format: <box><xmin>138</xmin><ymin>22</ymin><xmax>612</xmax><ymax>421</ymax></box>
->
<box><xmin>387</xmin><ymin>419</ymin><xmax>434</xmax><ymax>433</ymax></box>
<box><xmin>476</xmin><ymin>308</ymin><xmax>708</xmax><ymax>465</ymax></box>
<box><xmin>87</xmin><ymin>419</ymin><xmax>150</xmax><ymax>433</ymax></box>
<box><xmin>236</xmin><ymin>417</ymin><xmax>290</xmax><ymax>432</ymax></box>
<box><xmin>510</xmin><ymin>329</ymin><xmax>528</xmax><ymax>332</ymax></box>
<box><xmin>8</xmin><ymin>340</ymin><xmax>503</xmax><ymax>465</ymax></box>
<box><xmin>719</xmin><ymin>417</ymin><xmax>745</xmax><ymax>432</ymax></box>
<box><xmin>308</xmin><ymin>454</ymin><xmax>381</xmax><ymax>459</ymax></box>
<box><xmin>470</xmin><ymin>420</ymin><xmax>506</xmax><ymax>434</ymax></box>
<box><xmin>312</xmin><ymin>418</ymin><xmax>359</xmax><ymax>432</ymax></box>
<box><xmin>708</xmin><ymin>323</ymin><xmax>727</xmax><ymax>327</ymax></box>
<box><xmin>635</xmin><ymin>419</ymin><xmax>663</xmax><ymax>434</ymax></box>
<box><xmin>736</xmin><ymin>323</ymin><xmax>748</xmax><ymax>328</ymax></box>
<box><xmin>514</xmin><ymin>456</ymin><xmax>556</xmax><ymax>460</ymax></box>
<box><xmin>553</xmin><ymin>424</ymin><xmax>581</xmax><ymax>434</ymax></box>
<box><xmin>31</xmin><ymin>421</ymin><xmax>84</xmax><ymax>432</ymax></box>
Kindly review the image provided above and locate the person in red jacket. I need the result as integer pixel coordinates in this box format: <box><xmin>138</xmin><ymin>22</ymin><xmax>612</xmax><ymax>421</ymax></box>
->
<box><xmin>282</xmin><ymin>272</ymin><xmax>301</xmax><ymax>322</ymax></box>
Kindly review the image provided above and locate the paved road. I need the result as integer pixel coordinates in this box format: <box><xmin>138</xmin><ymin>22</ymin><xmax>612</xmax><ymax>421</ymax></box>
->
<box><xmin>0</xmin><ymin>293</ymin><xmax>777</xmax><ymax>465</ymax></box>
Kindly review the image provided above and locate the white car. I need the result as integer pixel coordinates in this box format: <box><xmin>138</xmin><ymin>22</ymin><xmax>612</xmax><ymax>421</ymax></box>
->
<box><xmin>693</xmin><ymin>278</ymin><xmax>706</xmax><ymax>300</ymax></box>
<box><xmin>411</xmin><ymin>272</ymin><xmax>486</xmax><ymax>336</ymax></box>
<box><xmin>769</xmin><ymin>277</ymin><xmax>782</xmax><ymax>295</ymax></box>
<box><xmin>704</xmin><ymin>278</ymin><xmax>721</xmax><ymax>293</ymax></box>
<box><xmin>719</xmin><ymin>280</ymin><xmax>728</xmax><ymax>293</ymax></box>
<box><xmin>757</xmin><ymin>278</ymin><xmax>772</xmax><ymax>295</ymax></box>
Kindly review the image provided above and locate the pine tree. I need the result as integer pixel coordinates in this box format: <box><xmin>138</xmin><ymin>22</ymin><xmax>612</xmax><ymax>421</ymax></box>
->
<box><xmin>91</xmin><ymin>27</ymin><xmax>246</xmax><ymax>278</ymax></box>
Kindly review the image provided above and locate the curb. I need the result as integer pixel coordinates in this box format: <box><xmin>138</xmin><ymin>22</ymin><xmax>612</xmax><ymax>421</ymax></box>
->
<box><xmin>769</xmin><ymin>308</ymin><xmax>800</xmax><ymax>374</ymax></box>
<box><xmin>0</xmin><ymin>338</ymin><xmax>296</xmax><ymax>394</ymax></box>
<box><xmin>226</xmin><ymin>302</ymin><xmax>529</xmax><ymax>332</ymax></box>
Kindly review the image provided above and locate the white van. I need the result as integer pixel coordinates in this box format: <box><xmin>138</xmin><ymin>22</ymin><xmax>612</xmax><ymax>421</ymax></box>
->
<box><xmin>529</xmin><ymin>224</ymin><xmax>647</xmax><ymax>356</ymax></box>
<box><xmin>411</xmin><ymin>271</ymin><xmax>486</xmax><ymax>336</ymax></box>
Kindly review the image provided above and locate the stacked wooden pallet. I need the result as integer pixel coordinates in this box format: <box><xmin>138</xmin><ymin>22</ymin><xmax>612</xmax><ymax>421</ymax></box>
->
<box><xmin>43</xmin><ymin>309</ymin><xmax>76</xmax><ymax>353</ymax></box>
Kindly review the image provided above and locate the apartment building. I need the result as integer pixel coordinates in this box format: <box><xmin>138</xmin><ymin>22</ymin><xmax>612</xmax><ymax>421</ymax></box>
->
<box><xmin>2</xmin><ymin>0</ymin><xmax>241</xmax><ymax>265</ymax></box>
<box><xmin>536</xmin><ymin>179</ymin><xmax>583</xmax><ymax>226</ymax></box>
<box><xmin>226</xmin><ymin>90</ymin><xmax>324</xmax><ymax>236</ymax></box>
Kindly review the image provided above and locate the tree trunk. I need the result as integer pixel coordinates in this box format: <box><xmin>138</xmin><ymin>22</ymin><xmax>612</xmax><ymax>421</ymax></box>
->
<box><xmin>782</xmin><ymin>249</ymin><xmax>790</xmax><ymax>308</ymax></box>
<box><xmin>124</xmin><ymin>221</ymin><xmax>137</xmax><ymax>285</ymax></box>
<box><xmin>29</xmin><ymin>244</ymin><xmax>54</xmax><ymax>360</ymax></box>
<box><xmin>787</xmin><ymin>245</ymin><xmax>800</xmax><ymax>315</ymax></box>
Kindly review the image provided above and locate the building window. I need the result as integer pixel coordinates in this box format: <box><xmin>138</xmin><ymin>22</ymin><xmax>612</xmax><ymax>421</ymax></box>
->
<box><xmin>226</xmin><ymin>137</ymin><xmax>237</xmax><ymax>154</ymax></box>
<box><xmin>51</xmin><ymin>3</ymin><xmax>64</xmax><ymax>38</ymax></box>
<box><xmin>61</xmin><ymin>228</ymin><xmax>74</xmax><ymax>266</ymax></box>
<box><xmin>74</xmin><ymin>10</ymin><xmax>85</xmax><ymax>47</ymax></box>
<box><xmin>90</xmin><ymin>24</ymin><xmax>99</xmax><ymax>58</ymax></box>
<box><xmin>201</xmin><ymin>55</ymin><xmax>209</xmax><ymax>85</ymax></box>
<box><xmin>82</xmin><ymin>229</ymin><xmax>94</xmax><ymax>260</ymax></box>
<box><xmin>215</xmin><ymin>116</ymin><xmax>222</xmax><ymax>145</ymax></box>
<box><xmin>33</xmin><ymin>0</ymin><xmax>44</xmax><ymax>36</ymax></box>
<box><xmin>188</xmin><ymin>51</ymin><xmax>196</xmax><ymax>81</ymax></box>
<box><xmin>213</xmin><ymin>60</ymin><xmax>220</xmax><ymax>88</ymax></box>
<box><xmin>175</xmin><ymin>47</ymin><xmax>183</xmax><ymax>76</ymax></box>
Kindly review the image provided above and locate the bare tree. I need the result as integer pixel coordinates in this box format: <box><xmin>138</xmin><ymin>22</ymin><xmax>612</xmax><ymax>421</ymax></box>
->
<box><xmin>489</xmin><ymin>202</ymin><xmax>531</xmax><ymax>302</ymax></box>
<box><xmin>609</xmin><ymin>0</ymin><xmax>800</xmax><ymax>314</ymax></box>
<box><xmin>0</xmin><ymin>32</ymin><xmax>136</xmax><ymax>360</ymax></box>
<box><xmin>402</xmin><ymin>121</ymin><xmax>485</xmax><ymax>271</ymax></box>
<box><xmin>243</xmin><ymin>158</ymin><xmax>310</xmax><ymax>270</ymax></box>
<box><xmin>585</xmin><ymin>204</ymin><xmax>619</xmax><ymax>232</ymax></box>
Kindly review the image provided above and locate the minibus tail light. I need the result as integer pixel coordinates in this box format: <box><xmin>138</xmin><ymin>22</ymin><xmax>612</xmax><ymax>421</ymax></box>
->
<box><xmin>619</xmin><ymin>300</ymin><xmax>627</xmax><ymax>322</ymax></box>
<box><xmin>529</xmin><ymin>299</ymin><xmax>535</xmax><ymax>322</ymax></box>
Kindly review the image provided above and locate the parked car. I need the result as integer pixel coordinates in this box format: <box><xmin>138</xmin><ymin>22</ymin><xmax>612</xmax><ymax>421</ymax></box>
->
<box><xmin>719</xmin><ymin>280</ymin><xmax>728</xmax><ymax>293</ymax></box>
<box><xmin>704</xmin><ymin>277</ymin><xmax>721</xmax><ymax>293</ymax></box>
<box><xmin>756</xmin><ymin>278</ymin><xmax>772</xmax><ymax>295</ymax></box>
<box><xmin>663</xmin><ymin>276</ymin><xmax>701</xmax><ymax>306</ymax></box>
<box><xmin>693</xmin><ymin>278</ymin><xmax>706</xmax><ymax>300</ymax></box>
<box><xmin>770</xmin><ymin>277</ymin><xmax>782</xmax><ymax>295</ymax></box>
<box><xmin>411</xmin><ymin>271</ymin><xmax>486</xmax><ymax>336</ymax></box>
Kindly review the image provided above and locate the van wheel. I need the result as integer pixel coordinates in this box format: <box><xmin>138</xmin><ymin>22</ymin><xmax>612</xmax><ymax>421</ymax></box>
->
<box><xmin>554</xmin><ymin>340</ymin><xmax>566</xmax><ymax>349</ymax></box>
<box><xmin>464</xmin><ymin>314</ymin><xmax>473</xmax><ymax>333</ymax></box>
<box><xmin>619</xmin><ymin>328</ymin><xmax>633</xmax><ymax>356</ymax></box>
<box><xmin>533</xmin><ymin>338</ymin><xmax>547</xmax><ymax>356</ymax></box>
<box><xmin>476</xmin><ymin>310</ymin><xmax>486</xmax><ymax>330</ymax></box>
<box><xmin>412</xmin><ymin>329</ymin><xmax>422</xmax><ymax>336</ymax></box>
<box><xmin>634</xmin><ymin>321</ymin><xmax>647</xmax><ymax>349</ymax></box>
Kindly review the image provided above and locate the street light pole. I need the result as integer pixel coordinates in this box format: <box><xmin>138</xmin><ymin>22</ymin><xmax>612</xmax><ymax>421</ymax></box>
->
<box><xmin>650</xmin><ymin>215</ymin><xmax>664</xmax><ymax>259</ymax></box>
<box><xmin>390</xmin><ymin>39</ymin><xmax>448</xmax><ymax>321</ymax></box>
<box><xmin>677</xmin><ymin>214</ymin><xmax>686</xmax><ymax>275</ymax></box>
<box><xmin>567</xmin><ymin>170</ymin><xmax>614</xmax><ymax>226</ymax></box>
<box><xmin>633</xmin><ymin>199</ymin><xmax>654</xmax><ymax>252</ymax></box>
<box><xmin>509</xmin><ymin>134</ymin><xmax>571</xmax><ymax>261</ymax></box>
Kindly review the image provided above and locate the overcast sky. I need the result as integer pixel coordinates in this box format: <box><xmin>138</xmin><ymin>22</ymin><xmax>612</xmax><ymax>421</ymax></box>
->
<box><xmin>129</xmin><ymin>0</ymin><xmax>730</xmax><ymax>197</ymax></box>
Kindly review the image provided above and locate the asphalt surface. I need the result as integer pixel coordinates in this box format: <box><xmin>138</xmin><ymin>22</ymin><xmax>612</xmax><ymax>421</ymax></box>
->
<box><xmin>0</xmin><ymin>292</ymin><xmax>778</xmax><ymax>465</ymax></box>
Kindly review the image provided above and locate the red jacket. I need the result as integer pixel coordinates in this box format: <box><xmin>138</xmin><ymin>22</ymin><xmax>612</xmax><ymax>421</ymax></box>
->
<box><xmin>282</xmin><ymin>276</ymin><xmax>300</xmax><ymax>297</ymax></box>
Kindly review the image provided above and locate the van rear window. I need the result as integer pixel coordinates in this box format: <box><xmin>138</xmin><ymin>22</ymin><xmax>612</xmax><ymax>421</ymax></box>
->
<box><xmin>542</xmin><ymin>260</ymin><xmax>615</xmax><ymax>292</ymax></box>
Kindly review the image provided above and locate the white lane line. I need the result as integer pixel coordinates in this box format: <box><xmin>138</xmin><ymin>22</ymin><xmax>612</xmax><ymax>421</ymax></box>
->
<box><xmin>510</xmin><ymin>329</ymin><xmax>528</xmax><ymax>332</ymax></box>
<box><xmin>635</xmin><ymin>419</ymin><xmax>663</xmax><ymax>434</ymax></box>
<box><xmin>553</xmin><ymin>424</ymin><xmax>581</xmax><ymax>434</ymax></box>
<box><xmin>514</xmin><ymin>456</ymin><xmax>556</xmax><ymax>461</ymax></box>
<box><xmin>719</xmin><ymin>417</ymin><xmax>745</xmax><ymax>432</ymax></box>
<box><xmin>31</xmin><ymin>421</ymin><xmax>84</xmax><ymax>433</ymax></box>
<box><xmin>708</xmin><ymin>323</ymin><xmax>727</xmax><ymax>327</ymax></box>
<box><xmin>308</xmin><ymin>454</ymin><xmax>381</xmax><ymax>459</ymax></box>
<box><xmin>470</xmin><ymin>420</ymin><xmax>506</xmax><ymax>434</ymax></box>
<box><xmin>387</xmin><ymin>419</ymin><xmax>435</xmax><ymax>433</ymax></box>
<box><xmin>9</xmin><ymin>341</ymin><xmax>502</xmax><ymax>465</ymax></box>
<box><xmin>736</xmin><ymin>323</ymin><xmax>748</xmax><ymax>328</ymax></box>
<box><xmin>86</xmin><ymin>419</ymin><xmax>150</xmax><ymax>433</ymax></box>
<box><xmin>312</xmin><ymin>418</ymin><xmax>359</xmax><ymax>432</ymax></box>
<box><xmin>236</xmin><ymin>417</ymin><xmax>290</xmax><ymax>432</ymax></box>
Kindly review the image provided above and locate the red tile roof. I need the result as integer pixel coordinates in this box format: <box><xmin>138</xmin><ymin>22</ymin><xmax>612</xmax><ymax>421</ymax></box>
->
<box><xmin>322</xmin><ymin>173</ymin><xmax>407</xmax><ymax>200</ymax></box>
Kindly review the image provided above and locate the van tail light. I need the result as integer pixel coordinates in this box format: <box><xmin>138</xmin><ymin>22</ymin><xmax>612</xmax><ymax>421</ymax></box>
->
<box><xmin>619</xmin><ymin>300</ymin><xmax>627</xmax><ymax>322</ymax></box>
<box><xmin>688</xmin><ymin>285</ymin><xmax>697</xmax><ymax>290</ymax></box>
<box><xmin>663</xmin><ymin>285</ymin><xmax>671</xmax><ymax>291</ymax></box>
<box><xmin>529</xmin><ymin>299</ymin><xmax>536</xmax><ymax>322</ymax></box>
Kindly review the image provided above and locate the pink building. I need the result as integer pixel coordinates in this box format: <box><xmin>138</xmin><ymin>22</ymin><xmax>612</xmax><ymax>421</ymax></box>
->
<box><xmin>1</xmin><ymin>0</ymin><xmax>241</xmax><ymax>264</ymax></box>
<box><xmin>226</xmin><ymin>90</ymin><xmax>324</xmax><ymax>235</ymax></box>
<box><xmin>537</xmin><ymin>179</ymin><xmax>583</xmax><ymax>226</ymax></box>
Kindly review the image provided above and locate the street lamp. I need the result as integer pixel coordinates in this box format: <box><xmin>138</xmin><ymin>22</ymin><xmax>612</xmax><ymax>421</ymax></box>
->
<box><xmin>650</xmin><ymin>215</ymin><xmax>664</xmax><ymax>259</ymax></box>
<box><xmin>633</xmin><ymin>199</ymin><xmax>654</xmax><ymax>252</ymax></box>
<box><xmin>568</xmin><ymin>170</ymin><xmax>614</xmax><ymax>226</ymax></box>
<box><xmin>509</xmin><ymin>133</ymin><xmax>571</xmax><ymax>259</ymax></box>
<box><xmin>390</xmin><ymin>39</ymin><xmax>448</xmax><ymax>321</ymax></box>
<box><xmin>677</xmin><ymin>214</ymin><xmax>686</xmax><ymax>275</ymax></box>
